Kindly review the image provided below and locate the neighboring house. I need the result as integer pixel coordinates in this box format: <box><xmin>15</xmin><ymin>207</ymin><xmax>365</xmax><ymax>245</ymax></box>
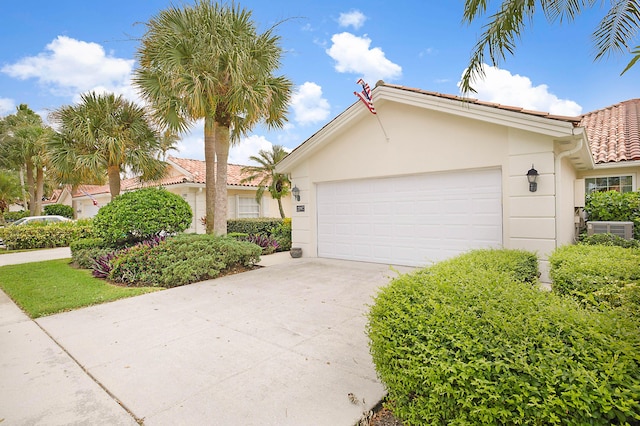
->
<box><xmin>276</xmin><ymin>82</ymin><xmax>640</xmax><ymax>281</ymax></box>
<box><xmin>72</xmin><ymin>156</ymin><xmax>291</xmax><ymax>234</ymax></box>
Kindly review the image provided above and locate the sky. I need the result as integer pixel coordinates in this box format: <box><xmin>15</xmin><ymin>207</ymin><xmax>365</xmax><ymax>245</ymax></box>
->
<box><xmin>1</xmin><ymin>1</ymin><xmax>638</xmax><ymax>165</ymax></box>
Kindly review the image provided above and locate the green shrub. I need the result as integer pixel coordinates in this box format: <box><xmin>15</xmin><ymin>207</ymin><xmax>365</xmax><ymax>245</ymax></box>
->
<box><xmin>272</xmin><ymin>218</ymin><xmax>292</xmax><ymax>251</ymax></box>
<box><xmin>93</xmin><ymin>188</ymin><xmax>192</xmax><ymax>246</ymax></box>
<box><xmin>368</xmin><ymin>249</ymin><xmax>640</xmax><ymax>425</ymax></box>
<box><xmin>0</xmin><ymin>221</ymin><xmax>94</xmax><ymax>250</ymax></box>
<box><xmin>549</xmin><ymin>244</ymin><xmax>640</xmax><ymax>318</ymax></box>
<box><xmin>43</xmin><ymin>204</ymin><xmax>75</xmax><ymax>219</ymax></box>
<box><xmin>108</xmin><ymin>234</ymin><xmax>261</xmax><ymax>288</ymax></box>
<box><xmin>227</xmin><ymin>218</ymin><xmax>283</xmax><ymax>236</ymax></box>
<box><xmin>585</xmin><ymin>190</ymin><xmax>640</xmax><ymax>238</ymax></box>
<box><xmin>70</xmin><ymin>237</ymin><xmax>111</xmax><ymax>269</ymax></box>
<box><xmin>581</xmin><ymin>232</ymin><xmax>640</xmax><ymax>248</ymax></box>
<box><xmin>3</xmin><ymin>211</ymin><xmax>29</xmax><ymax>223</ymax></box>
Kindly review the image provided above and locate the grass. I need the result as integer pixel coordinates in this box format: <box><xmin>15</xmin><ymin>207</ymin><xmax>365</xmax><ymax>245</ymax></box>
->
<box><xmin>0</xmin><ymin>259</ymin><xmax>160</xmax><ymax>318</ymax></box>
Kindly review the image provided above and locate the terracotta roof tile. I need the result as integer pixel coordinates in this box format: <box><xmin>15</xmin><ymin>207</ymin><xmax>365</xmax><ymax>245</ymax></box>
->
<box><xmin>73</xmin><ymin>157</ymin><xmax>264</xmax><ymax>197</ymax></box>
<box><xmin>580</xmin><ymin>99</ymin><xmax>640</xmax><ymax>164</ymax></box>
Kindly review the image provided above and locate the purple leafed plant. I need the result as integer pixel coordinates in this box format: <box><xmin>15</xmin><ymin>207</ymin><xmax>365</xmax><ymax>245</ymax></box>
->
<box><xmin>92</xmin><ymin>252</ymin><xmax>118</xmax><ymax>278</ymax></box>
<box><xmin>246</xmin><ymin>234</ymin><xmax>279</xmax><ymax>254</ymax></box>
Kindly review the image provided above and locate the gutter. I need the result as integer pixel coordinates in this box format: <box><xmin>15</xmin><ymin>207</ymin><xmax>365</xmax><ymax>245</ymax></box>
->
<box><xmin>554</xmin><ymin>128</ymin><xmax>585</xmax><ymax>247</ymax></box>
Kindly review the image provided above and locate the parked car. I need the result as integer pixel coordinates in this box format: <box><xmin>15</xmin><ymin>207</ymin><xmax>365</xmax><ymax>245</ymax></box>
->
<box><xmin>9</xmin><ymin>215</ymin><xmax>72</xmax><ymax>226</ymax></box>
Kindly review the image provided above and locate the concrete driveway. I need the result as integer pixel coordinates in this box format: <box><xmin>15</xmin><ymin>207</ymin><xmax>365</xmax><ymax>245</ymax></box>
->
<box><xmin>3</xmin><ymin>252</ymin><xmax>412</xmax><ymax>425</ymax></box>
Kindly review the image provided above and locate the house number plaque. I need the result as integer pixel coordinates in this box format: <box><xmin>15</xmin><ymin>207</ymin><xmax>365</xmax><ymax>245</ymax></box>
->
<box><xmin>296</xmin><ymin>205</ymin><xmax>305</xmax><ymax>212</ymax></box>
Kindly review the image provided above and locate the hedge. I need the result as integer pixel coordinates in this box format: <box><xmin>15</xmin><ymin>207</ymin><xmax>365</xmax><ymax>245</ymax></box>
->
<box><xmin>107</xmin><ymin>234</ymin><xmax>261</xmax><ymax>288</ymax></box>
<box><xmin>43</xmin><ymin>204</ymin><xmax>75</xmax><ymax>219</ymax></box>
<box><xmin>585</xmin><ymin>190</ymin><xmax>640</xmax><ymax>239</ymax></box>
<box><xmin>549</xmin><ymin>244</ymin><xmax>640</xmax><ymax>319</ymax></box>
<box><xmin>368</xmin><ymin>249</ymin><xmax>640</xmax><ymax>425</ymax></box>
<box><xmin>0</xmin><ymin>221</ymin><xmax>93</xmax><ymax>250</ymax></box>
<box><xmin>227</xmin><ymin>217</ymin><xmax>291</xmax><ymax>251</ymax></box>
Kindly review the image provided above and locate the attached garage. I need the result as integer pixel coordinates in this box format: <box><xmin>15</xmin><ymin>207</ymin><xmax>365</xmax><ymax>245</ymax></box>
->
<box><xmin>277</xmin><ymin>82</ymin><xmax>591</xmax><ymax>279</ymax></box>
<box><xmin>317</xmin><ymin>169</ymin><xmax>503</xmax><ymax>266</ymax></box>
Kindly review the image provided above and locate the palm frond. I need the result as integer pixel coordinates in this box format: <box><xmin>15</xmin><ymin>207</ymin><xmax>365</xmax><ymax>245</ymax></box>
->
<box><xmin>594</xmin><ymin>0</ymin><xmax>640</xmax><ymax>60</ymax></box>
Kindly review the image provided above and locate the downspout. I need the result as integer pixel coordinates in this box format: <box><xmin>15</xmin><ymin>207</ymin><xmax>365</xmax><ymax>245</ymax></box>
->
<box><xmin>554</xmin><ymin>128</ymin><xmax>584</xmax><ymax>248</ymax></box>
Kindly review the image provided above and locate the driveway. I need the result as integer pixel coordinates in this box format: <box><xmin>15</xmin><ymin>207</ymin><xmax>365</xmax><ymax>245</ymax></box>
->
<box><xmin>4</xmin><ymin>253</ymin><xmax>413</xmax><ymax>425</ymax></box>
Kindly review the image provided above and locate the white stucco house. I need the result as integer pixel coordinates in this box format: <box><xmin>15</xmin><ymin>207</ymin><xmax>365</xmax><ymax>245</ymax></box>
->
<box><xmin>276</xmin><ymin>82</ymin><xmax>640</xmax><ymax>281</ymax></box>
<box><xmin>71</xmin><ymin>156</ymin><xmax>291</xmax><ymax>234</ymax></box>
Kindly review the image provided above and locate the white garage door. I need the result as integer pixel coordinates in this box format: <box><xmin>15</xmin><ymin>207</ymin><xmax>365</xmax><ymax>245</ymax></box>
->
<box><xmin>317</xmin><ymin>169</ymin><xmax>502</xmax><ymax>266</ymax></box>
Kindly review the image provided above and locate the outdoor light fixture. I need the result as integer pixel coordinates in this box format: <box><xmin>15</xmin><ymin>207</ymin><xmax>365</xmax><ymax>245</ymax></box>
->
<box><xmin>292</xmin><ymin>185</ymin><xmax>300</xmax><ymax>201</ymax></box>
<box><xmin>527</xmin><ymin>165</ymin><xmax>539</xmax><ymax>192</ymax></box>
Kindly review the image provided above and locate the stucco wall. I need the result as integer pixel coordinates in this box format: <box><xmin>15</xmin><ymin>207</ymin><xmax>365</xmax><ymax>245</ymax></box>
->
<box><xmin>288</xmin><ymin>101</ymin><xmax>572</xmax><ymax>279</ymax></box>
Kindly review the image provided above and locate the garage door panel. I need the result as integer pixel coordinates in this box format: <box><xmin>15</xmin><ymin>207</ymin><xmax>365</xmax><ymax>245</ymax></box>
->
<box><xmin>317</xmin><ymin>169</ymin><xmax>502</xmax><ymax>266</ymax></box>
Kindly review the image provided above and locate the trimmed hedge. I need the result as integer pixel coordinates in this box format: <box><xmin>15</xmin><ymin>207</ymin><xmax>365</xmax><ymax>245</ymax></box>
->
<box><xmin>93</xmin><ymin>188</ymin><xmax>192</xmax><ymax>246</ymax></box>
<box><xmin>549</xmin><ymin>244</ymin><xmax>640</xmax><ymax>318</ymax></box>
<box><xmin>70</xmin><ymin>237</ymin><xmax>111</xmax><ymax>269</ymax></box>
<box><xmin>368</xmin><ymin>249</ymin><xmax>640</xmax><ymax>425</ymax></box>
<box><xmin>3</xmin><ymin>211</ymin><xmax>29</xmax><ymax>222</ymax></box>
<box><xmin>0</xmin><ymin>221</ymin><xmax>93</xmax><ymax>250</ymax></box>
<box><xmin>43</xmin><ymin>204</ymin><xmax>75</xmax><ymax>219</ymax></box>
<box><xmin>107</xmin><ymin>234</ymin><xmax>261</xmax><ymax>288</ymax></box>
<box><xmin>227</xmin><ymin>217</ymin><xmax>291</xmax><ymax>252</ymax></box>
<box><xmin>585</xmin><ymin>190</ymin><xmax>640</xmax><ymax>239</ymax></box>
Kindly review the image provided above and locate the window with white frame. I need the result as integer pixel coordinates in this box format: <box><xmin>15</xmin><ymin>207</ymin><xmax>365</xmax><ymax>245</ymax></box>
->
<box><xmin>237</xmin><ymin>197</ymin><xmax>260</xmax><ymax>218</ymax></box>
<box><xmin>585</xmin><ymin>175</ymin><xmax>633</xmax><ymax>194</ymax></box>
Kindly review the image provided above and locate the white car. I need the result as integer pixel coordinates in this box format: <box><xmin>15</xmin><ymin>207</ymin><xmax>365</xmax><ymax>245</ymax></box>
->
<box><xmin>9</xmin><ymin>215</ymin><xmax>72</xmax><ymax>226</ymax></box>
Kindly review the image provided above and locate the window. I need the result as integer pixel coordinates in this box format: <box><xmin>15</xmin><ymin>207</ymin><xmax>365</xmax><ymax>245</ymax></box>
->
<box><xmin>237</xmin><ymin>197</ymin><xmax>260</xmax><ymax>218</ymax></box>
<box><xmin>585</xmin><ymin>175</ymin><xmax>633</xmax><ymax>194</ymax></box>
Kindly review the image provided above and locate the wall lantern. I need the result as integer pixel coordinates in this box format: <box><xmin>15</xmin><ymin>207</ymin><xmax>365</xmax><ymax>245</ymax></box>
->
<box><xmin>292</xmin><ymin>185</ymin><xmax>301</xmax><ymax>201</ymax></box>
<box><xmin>527</xmin><ymin>165</ymin><xmax>539</xmax><ymax>192</ymax></box>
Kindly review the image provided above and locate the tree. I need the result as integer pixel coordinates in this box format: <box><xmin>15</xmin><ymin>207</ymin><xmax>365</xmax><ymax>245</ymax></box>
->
<box><xmin>134</xmin><ymin>1</ymin><xmax>292</xmax><ymax>235</ymax></box>
<box><xmin>240</xmin><ymin>145</ymin><xmax>290</xmax><ymax>218</ymax></box>
<box><xmin>0</xmin><ymin>170</ymin><xmax>21</xmax><ymax>223</ymax></box>
<box><xmin>460</xmin><ymin>0</ymin><xmax>640</xmax><ymax>94</ymax></box>
<box><xmin>48</xmin><ymin>92</ymin><xmax>169</xmax><ymax>200</ymax></box>
<box><xmin>0</xmin><ymin>105</ymin><xmax>52</xmax><ymax>215</ymax></box>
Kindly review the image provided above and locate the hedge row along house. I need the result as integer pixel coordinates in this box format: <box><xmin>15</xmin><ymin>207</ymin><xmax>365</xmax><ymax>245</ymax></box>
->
<box><xmin>54</xmin><ymin>156</ymin><xmax>291</xmax><ymax>234</ymax></box>
<box><xmin>276</xmin><ymin>82</ymin><xmax>640</xmax><ymax>281</ymax></box>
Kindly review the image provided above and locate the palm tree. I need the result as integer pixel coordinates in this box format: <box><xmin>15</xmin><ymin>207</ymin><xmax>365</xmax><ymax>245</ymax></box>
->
<box><xmin>240</xmin><ymin>145</ymin><xmax>290</xmax><ymax>218</ymax></box>
<box><xmin>460</xmin><ymin>0</ymin><xmax>640</xmax><ymax>94</ymax></box>
<box><xmin>134</xmin><ymin>1</ymin><xmax>292</xmax><ymax>235</ymax></box>
<box><xmin>0</xmin><ymin>170</ymin><xmax>21</xmax><ymax>223</ymax></box>
<box><xmin>48</xmin><ymin>92</ymin><xmax>168</xmax><ymax>200</ymax></box>
<box><xmin>0</xmin><ymin>105</ymin><xmax>52</xmax><ymax>215</ymax></box>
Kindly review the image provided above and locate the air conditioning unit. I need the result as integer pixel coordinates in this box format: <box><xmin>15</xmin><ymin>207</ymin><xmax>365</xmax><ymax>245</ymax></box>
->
<box><xmin>586</xmin><ymin>221</ymin><xmax>634</xmax><ymax>239</ymax></box>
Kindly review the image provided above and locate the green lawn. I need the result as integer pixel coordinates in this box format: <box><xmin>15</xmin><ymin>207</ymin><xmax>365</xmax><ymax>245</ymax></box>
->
<box><xmin>0</xmin><ymin>259</ymin><xmax>160</xmax><ymax>318</ymax></box>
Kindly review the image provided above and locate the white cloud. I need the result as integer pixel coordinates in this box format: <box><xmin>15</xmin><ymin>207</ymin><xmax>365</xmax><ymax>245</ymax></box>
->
<box><xmin>230</xmin><ymin>135</ymin><xmax>278</xmax><ymax>165</ymax></box>
<box><xmin>338</xmin><ymin>10</ymin><xmax>367</xmax><ymax>29</ymax></box>
<box><xmin>326</xmin><ymin>32</ymin><xmax>402</xmax><ymax>83</ymax></box>
<box><xmin>462</xmin><ymin>64</ymin><xmax>582</xmax><ymax>116</ymax></box>
<box><xmin>290</xmin><ymin>82</ymin><xmax>330</xmax><ymax>125</ymax></box>
<box><xmin>2</xmin><ymin>36</ymin><xmax>134</xmax><ymax>99</ymax></box>
<box><xmin>0</xmin><ymin>98</ymin><xmax>15</xmax><ymax>116</ymax></box>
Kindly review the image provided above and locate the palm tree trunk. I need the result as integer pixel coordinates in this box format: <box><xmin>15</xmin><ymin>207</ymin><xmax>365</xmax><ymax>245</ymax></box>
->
<box><xmin>19</xmin><ymin>167</ymin><xmax>28</xmax><ymax>212</ymax></box>
<box><xmin>204</xmin><ymin>118</ymin><xmax>216</xmax><ymax>234</ymax></box>
<box><xmin>107</xmin><ymin>165</ymin><xmax>121</xmax><ymax>200</ymax></box>
<box><xmin>277</xmin><ymin>198</ymin><xmax>285</xmax><ymax>218</ymax></box>
<box><xmin>26</xmin><ymin>161</ymin><xmax>35</xmax><ymax>215</ymax></box>
<box><xmin>34</xmin><ymin>166</ymin><xmax>44</xmax><ymax>215</ymax></box>
<box><xmin>213</xmin><ymin>123</ymin><xmax>230</xmax><ymax>235</ymax></box>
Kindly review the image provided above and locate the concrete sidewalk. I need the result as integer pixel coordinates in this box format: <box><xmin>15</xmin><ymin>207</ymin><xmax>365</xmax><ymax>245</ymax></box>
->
<box><xmin>1</xmin><ymin>249</ymin><xmax>411</xmax><ymax>425</ymax></box>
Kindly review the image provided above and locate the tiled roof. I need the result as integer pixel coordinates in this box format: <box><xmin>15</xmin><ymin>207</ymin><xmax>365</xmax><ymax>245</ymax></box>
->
<box><xmin>580</xmin><ymin>99</ymin><xmax>640</xmax><ymax>164</ymax></box>
<box><xmin>73</xmin><ymin>157</ymin><xmax>264</xmax><ymax>197</ymax></box>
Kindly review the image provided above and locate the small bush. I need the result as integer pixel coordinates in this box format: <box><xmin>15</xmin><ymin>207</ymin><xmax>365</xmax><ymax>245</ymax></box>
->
<box><xmin>43</xmin><ymin>204</ymin><xmax>75</xmax><ymax>219</ymax></box>
<box><xmin>271</xmin><ymin>218</ymin><xmax>292</xmax><ymax>251</ymax></box>
<box><xmin>108</xmin><ymin>234</ymin><xmax>261</xmax><ymax>288</ymax></box>
<box><xmin>581</xmin><ymin>232</ymin><xmax>640</xmax><ymax>248</ymax></box>
<box><xmin>549</xmin><ymin>244</ymin><xmax>640</xmax><ymax>318</ymax></box>
<box><xmin>3</xmin><ymin>211</ymin><xmax>29</xmax><ymax>222</ymax></box>
<box><xmin>70</xmin><ymin>238</ymin><xmax>111</xmax><ymax>269</ymax></box>
<box><xmin>0</xmin><ymin>221</ymin><xmax>94</xmax><ymax>250</ymax></box>
<box><xmin>227</xmin><ymin>218</ymin><xmax>283</xmax><ymax>236</ymax></box>
<box><xmin>585</xmin><ymin>190</ymin><xmax>640</xmax><ymax>239</ymax></box>
<box><xmin>93</xmin><ymin>188</ymin><xmax>192</xmax><ymax>246</ymax></box>
<box><xmin>368</xmin><ymin>249</ymin><xmax>640</xmax><ymax>425</ymax></box>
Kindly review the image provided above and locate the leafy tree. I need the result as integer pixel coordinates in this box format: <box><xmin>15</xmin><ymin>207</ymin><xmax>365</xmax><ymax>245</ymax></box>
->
<box><xmin>0</xmin><ymin>105</ymin><xmax>52</xmax><ymax>215</ymax></box>
<box><xmin>460</xmin><ymin>0</ymin><xmax>640</xmax><ymax>94</ymax></box>
<box><xmin>240</xmin><ymin>145</ymin><xmax>290</xmax><ymax>218</ymax></box>
<box><xmin>48</xmin><ymin>92</ymin><xmax>169</xmax><ymax>200</ymax></box>
<box><xmin>134</xmin><ymin>1</ymin><xmax>292</xmax><ymax>235</ymax></box>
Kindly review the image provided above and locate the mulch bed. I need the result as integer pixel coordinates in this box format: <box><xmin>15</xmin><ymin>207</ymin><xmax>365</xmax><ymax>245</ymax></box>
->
<box><xmin>369</xmin><ymin>407</ymin><xmax>404</xmax><ymax>426</ymax></box>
